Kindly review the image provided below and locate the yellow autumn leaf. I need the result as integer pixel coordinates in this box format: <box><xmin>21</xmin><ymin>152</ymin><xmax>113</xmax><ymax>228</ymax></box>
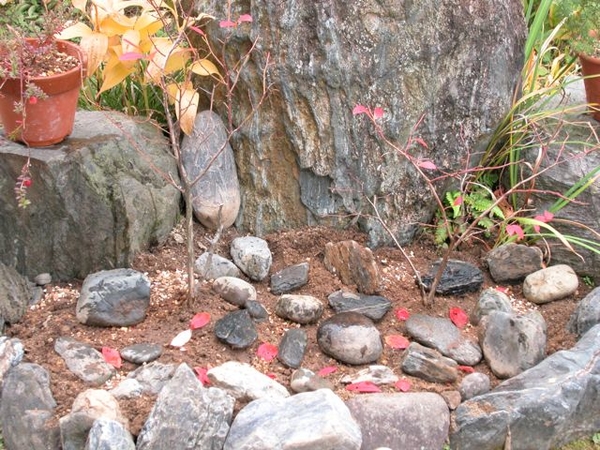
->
<box><xmin>99</xmin><ymin>48</ymin><xmax>136</xmax><ymax>93</ymax></box>
<box><xmin>99</xmin><ymin>13</ymin><xmax>137</xmax><ymax>36</ymax></box>
<box><xmin>71</xmin><ymin>0</ymin><xmax>88</xmax><ymax>11</ymax></box>
<box><xmin>145</xmin><ymin>38</ymin><xmax>190</xmax><ymax>84</ymax></box>
<box><xmin>176</xmin><ymin>87</ymin><xmax>199</xmax><ymax>136</ymax></box>
<box><xmin>56</xmin><ymin>22</ymin><xmax>93</xmax><ymax>40</ymax></box>
<box><xmin>190</xmin><ymin>59</ymin><xmax>220</xmax><ymax>77</ymax></box>
<box><xmin>79</xmin><ymin>32</ymin><xmax>110</xmax><ymax>76</ymax></box>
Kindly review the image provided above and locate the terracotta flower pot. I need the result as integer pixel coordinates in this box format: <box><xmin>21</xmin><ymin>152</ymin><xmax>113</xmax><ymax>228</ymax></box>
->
<box><xmin>0</xmin><ymin>39</ymin><xmax>85</xmax><ymax>147</ymax></box>
<box><xmin>579</xmin><ymin>52</ymin><xmax>600</xmax><ymax>122</ymax></box>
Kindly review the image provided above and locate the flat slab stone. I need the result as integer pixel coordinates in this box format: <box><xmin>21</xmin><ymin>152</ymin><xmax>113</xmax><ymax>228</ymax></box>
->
<box><xmin>420</xmin><ymin>259</ymin><xmax>484</xmax><ymax>295</ymax></box>
<box><xmin>328</xmin><ymin>290</ymin><xmax>392</xmax><ymax>321</ymax></box>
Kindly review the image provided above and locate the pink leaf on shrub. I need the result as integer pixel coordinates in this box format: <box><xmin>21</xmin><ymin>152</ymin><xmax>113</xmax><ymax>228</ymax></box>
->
<box><xmin>346</xmin><ymin>381</ymin><xmax>381</xmax><ymax>393</ymax></box>
<box><xmin>190</xmin><ymin>312</ymin><xmax>211</xmax><ymax>330</ymax></box>
<box><xmin>257</xmin><ymin>343</ymin><xmax>278</xmax><ymax>361</ymax></box>
<box><xmin>533</xmin><ymin>210</ymin><xmax>554</xmax><ymax>232</ymax></box>
<box><xmin>395</xmin><ymin>308</ymin><xmax>410</xmax><ymax>321</ymax></box>
<box><xmin>237</xmin><ymin>14</ymin><xmax>253</xmax><ymax>23</ymax></box>
<box><xmin>219</xmin><ymin>20</ymin><xmax>236</xmax><ymax>28</ymax></box>
<box><xmin>28</xmin><ymin>96</ymin><xmax>38</xmax><ymax>105</ymax></box>
<box><xmin>317</xmin><ymin>366</ymin><xmax>338</xmax><ymax>377</ymax></box>
<box><xmin>418</xmin><ymin>160</ymin><xmax>437</xmax><ymax>170</ymax></box>
<box><xmin>352</xmin><ymin>104</ymin><xmax>370</xmax><ymax>116</ymax></box>
<box><xmin>101</xmin><ymin>347</ymin><xmax>122</xmax><ymax>368</ymax></box>
<box><xmin>413</xmin><ymin>137</ymin><xmax>429</xmax><ymax>149</ymax></box>
<box><xmin>194</xmin><ymin>366</ymin><xmax>210</xmax><ymax>385</ymax></box>
<box><xmin>506</xmin><ymin>223</ymin><xmax>524</xmax><ymax>240</ymax></box>
<box><xmin>458</xmin><ymin>365</ymin><xmax>475</xmax><ymax>373</ymax></box>
<box><xmin>449</xmin><ymin>307</ymin><xmax>469</xmax><ymax>329</ymax></box>
<box><xmin>189</xmin><ymin>25</ymin><xmax>205</xmax><ymax>35</ymax></box>
<box><xmin>119</xmin><ymin>52</ymin><xmax>145</xmax><ymax>61</ymax></box>
<box><xmin>394</xmin><ymin>379</ymin><xmax>411</xmax><ymax>392</ymax></box>
<box><xmin>170</xmin><ymin>329</ymin><xmax>192</xmax><ymax>347</ymax></box>
<box><xmin>453</xmin><ymin>195</ymin><xmax>463</xmax><ymax>206</ymax></box>
<box><xmin>373</xmin><ymin>107</ymin><xmax>384</xmax><ymax>119</ymax></box>
<box><xmin>385</xmin><ymin>334</ymin><xmax>410</xmax><ymax>350</ymax></box>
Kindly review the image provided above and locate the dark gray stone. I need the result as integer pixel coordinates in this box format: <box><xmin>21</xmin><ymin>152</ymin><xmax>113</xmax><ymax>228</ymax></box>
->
<box><xmin>120</xmin><ymin>343</ymin><xmax>163</xmax><ymax>364</ymax></box>
<box><xmin>346</xmin><ymin>393</ymin><xmax>449</xmax><ymax>450</ymax></box>
<box><xmin>76</xmin><ymin>268</ymin><xmax>151</xmax><ymax>327</ymax></box>
<box><xmin>480</xmin><ymin>311</ymin><xmax>547</xmax><ymax>379</ymax></box>
<box><xmin>270</xmin><ymin>262</ymin><xmax>310</xmax><ymax>295</ymax></box>
<box><xmin>181</xmin><ymin>110</ymin><xmax>241</xmax><ymax>230</ymax></box>
<box><xmin>0</xmin><ymin>262</ymin><xmax>31</xmax><ymax>325</ymax></box>
<box><xmin>459</xmin><ymin>372</ymin><xmax>491</xmax><ymax>400</ymax></box>
<box><xmin>317</xmin><ymin>312</ymin><xmax>383</xmax><ymax>365</ymax></box>
<box><xmin>451</xmin><ymin>324</ymin><xmax>600</xmax><ymax>450</ymax></box>
<box><xmin>245</xmin><ymin>300</ymin><xmax>269</xmax><ymax>322</ymax></box>
<box><xmin>470</xmin><ymin>288</ymin><xmax>513</xmax><ymax>326</ymax></box>
<box><xmin>85</xmin><ymin>418</ymin><xmax>135</xmax><ymax>450</ymax></box>
<box><xmin>0</xmin><ymin>363</ymin><xmax>60</xmax><ymax>450</ymax></box>
<box><xmin>420</xmin><ymin>259</ymin><xmax>484</xmax><ymax>295</ymax></box>
<box><xmin>277</xmin><ymin>328</ymin><xmax>308</xmax><ymax>369</ymax></box>
<box><xmin>54</xmin><ymin>336</ymin><xmax>115</xmax><ymax>385</ymax></box>
<box><xmin>34</xmin><ymin>272</ymin><xmax>52</xmax><ymax>286</ymax></box>
<box><xmin>214</xmin><ymin>309</ymin><xmax>258</xmax><ymax>349</ymax></box>
<box><xmin>568</xmin><ymin>286</ymin><xmax>600</xmax><ymax>337</ymax></box>
<box><xmin>401</xmin><ymin>342</ymin><xmax>459</xmax><ymax>384</ymax></box>
<box><xmin>223</xmin><ymin>389</ymin><xmax>362</xmax><ymax>450</ymax></box>
<box><xmin>0</xmin><ymin>110</ymin><xmax>180</xmax><ymax>281</ymax></box>
<box><xmin>405</xmin><ymin>314</ymin><xmax>482</xmax><ymax>365</ymax></box>
<box><xmin>137</xmin><ymin>363</ymin><xmax>235</xmax><ymax>450</ymax></box>
<box><xmin>485</xmin><ymin>243</ymin><xmax>544</xmax><ymax>283</ymax></box>
<box><xmin>198</xmin><ymin>0</ymin><xmax>526</xmax><ymax>247</ymax></box>
<box><xmin>328</xmin><ymin>290</ymin><xmax>392</xmax><ymax>321</ymax></box>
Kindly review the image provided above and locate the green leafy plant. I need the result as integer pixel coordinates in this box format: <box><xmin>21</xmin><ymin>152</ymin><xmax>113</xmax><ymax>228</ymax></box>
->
<box><xmin>552</xmin><ymin>0</ymin><xmax>600</xmax><ymax>56</ymax></box>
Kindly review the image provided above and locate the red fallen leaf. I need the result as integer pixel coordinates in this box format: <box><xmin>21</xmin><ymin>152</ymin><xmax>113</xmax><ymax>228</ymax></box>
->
<box><xmin>395</xmin><ymin>308</ymin><xmax>410</xmax><ymax>321</ymax></box>
<box><xmin>317</xmin><ymin>366</ymin><xmax>338</xmax><ymax>377</ymax></box>
<box><xmin>458</xmin><ymin>365</ymin><xmax>475</xmax><ymax>374</ymax></box>
<box><xmin>495</xmin><ymin>286</ymin><xmax>510</xmax><ymax>294</ymax></box>
<box><xmin>385</xmin><ymin>334</ymin><xmax>410</xmax><ymax>350</ymax></box>
<box><xmin>394</xmin><ymin>379</ymin><xmax>411</xmax><ymax>392</ymax></box>
<box><xmin>194</xmin><ymin>367</ymin><xmax>210</xmax><ymax>385</ymax></box>
<box><xmin>449</xmin><ymin>307</ymin><xmax>469</xmax><ymax>329</ymax></box>
<box><xmin>346</xmin><ymin>381</ymin><xmax>381</xmax><ymax>393</ymax></box>
<box><xmin>190</xmin><ymin>312</ymin><xmax>211</xmax><ymax>330</ymax></box>
<box><xmin>266</xmin><ymin>372</ymin><xmax>277</xmax><ymax>380</ymax></box>
<box><xmin>101</xmin><ymin>347</ymin><xmax>122</xmax><ymax>369</ymax></box>
<box><xmin>257</xmin><ymin>342</ymin><xmax>278</xmax><ymax>361</ymax></box>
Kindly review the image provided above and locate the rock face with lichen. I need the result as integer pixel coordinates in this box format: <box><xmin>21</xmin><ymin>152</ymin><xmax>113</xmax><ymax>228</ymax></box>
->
<box><xmin>192</xmin><ymin>0</ymin><xmax>526</xmax><ymax>245</ymax></box>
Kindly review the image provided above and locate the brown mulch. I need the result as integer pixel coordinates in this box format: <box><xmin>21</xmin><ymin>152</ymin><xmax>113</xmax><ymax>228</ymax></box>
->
<box><xmin>6</xmin><ymin>223</ymin><xmax>587</xmax><ymax>437</ymax></box>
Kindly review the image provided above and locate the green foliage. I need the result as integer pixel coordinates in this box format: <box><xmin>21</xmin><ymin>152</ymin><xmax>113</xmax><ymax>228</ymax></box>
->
<box><xmin>552</xmin><ymin>0</ymin><xmax>600</xmax><ymax>56</ymax></box>
<box><xmin>0</xmin><ymin>0</ymin><xmax>77</xmax><ymax>37</ymax></box>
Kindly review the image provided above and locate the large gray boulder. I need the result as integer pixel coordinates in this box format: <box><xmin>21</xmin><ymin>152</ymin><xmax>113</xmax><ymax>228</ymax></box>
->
<box><xmin>0</xmin><ymin>111</ymin><xmax>180</xmax><ymax>281</ymax></box>
<box><xmin>451</xmin><ymin>324</ymin><xmax>600</xmax><ymax>450</ymax></box>
<box><xmin>193</xmin><ymin>0</ymin><xmax>526</xmax><ymax>245</ymax></box>
<box><xmin>0</xmin><ymin>262</ymin><xmax>31</xmax><ymax>326</ymax></box>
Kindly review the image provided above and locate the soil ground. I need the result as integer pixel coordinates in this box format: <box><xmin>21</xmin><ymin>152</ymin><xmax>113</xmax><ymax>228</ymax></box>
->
<box><xmin>5</xmin><ymin>223</ymin><xmax>589</xmax><ymax>437</ymax></box>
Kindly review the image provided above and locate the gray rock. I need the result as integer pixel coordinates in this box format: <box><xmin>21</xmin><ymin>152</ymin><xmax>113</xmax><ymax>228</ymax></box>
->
<box><xmin>207</xmin><ymin>361</ymin><xmax>290</xmax><ymax>401</ymax></box>
<box><xmin>84</xmin><ymin>418</ymin><xmax>135</xmax><ymax>450</ymax></box>
<box><xmin>270</xmin><ymin>262</ymin><xmax>310</xmax><ymax>295</ymax></box>
<box><xmin>420</xmin><ymin>259</ymin><xmax>484</xmax><ymax>295</ymax></box>
<box><xmin>405</xmin><ymin>314</ymin><xmax>482</xmax><ymax>366</ymax></box>
<box><xmin>120</xmin><ymin>343</ymin><xmax>163</xmax><ymax>364</ymax></box>
<box><xmin>290</xmin><ymin>368</ymin><xmax>334</xmax><ymax>393</ymax></box>
<box><xmin>480</xmin><ymin>311</ymin><xmax>547</xmax><ymax>379</ymax></box>
<box><xmin>401</xmin><ymin>342</ymin><xmax>459</xmax><ymax>384</ymax></box>
<box><xmin>127</xmin><ymin>362</ymin><xmax>176</xmax><ymax>395</ymax></box>
<box><xmin>568</xmin><ymin>286</ymin><xmax>600</xmax><ymax>337</ymax></box>
<box><xmin>245</xmin><ymin>300</ymin><xmax>269</xmax><ymax>322</ymax></box>
<box><xmin>0</xmin><ymin>363</ymin><xmax>60</xmax><ymax>450</ymax></box>
<box><xmin>198</xmin><ymin>0</ymin><xmax>525</xmax><ymax>247</ymax></box>
<box><xmin>212</xmin><ymin>276</ymin><xmax>257</xmax><ymax>307</ymax></box>
<box><xmin>224</xmin><ymin>389</ymin><xmax>362</xmax><ymax>450</ymax></box>
<box><xmin>346</xmin><ymin>393</ymin><xmax>449</xmax><ymax>450</ymax></box>
<box><xmin>34</xmin><ymin>272</ymin><xmax>52</xmax><ymax>286</ymax></box>
<box><xmin>440</xmin><ymin>390</ymin><xmax>462</xmax><ymax>411</ymax></box>
<box><xmin>523</xmin><ymin>264</ymin><xmax>579</xmax><ymax>304</ymax></box>
<box><xmin>0</xmin><ymin>110</ymin><xmax>180</xmax><ymax>281</ymax></box>
<box><xmin>181</xmin><ymin>110</ymin><xmax>241</xmax><ymax>230</ymax></box>
<box><xmin>341</xmin><ymin>365</ymin><xmax>398</xmax><ymax>386</ymax></box>
<box><xmin>109</xmin><ymin>378</ymin><xmax>143</xmax><ymax>399</ymax></box>
<box><xmin>277</xmin><ymin>328</ymin><xmax>308</xmax><ymax>368</ymax></box>
<box><xmin>328</xmin><ymin>290</ymin><xmax>392</xmax><ymax>321</ymax></box>
<box><xmin>470</xmin><ymin>288</ymin><xmax>513</xmax><ymax>326</ymax></box>
<box><xmin>194</xmin><ymin>252</ymin><xmax>241</xmax><ymax>280</ymax></box>
<box><xmin>317</xmin><ymin>311</ymin><xmax>383</xmax><ymax>365</ymax></box>
<box><xmin>323</xmin><ymin>240</ymin><xmax>382</xmax><ymax>294</ymax></box>
<box><xmin>0</xmin><ymin>262</ymin><xmax>31</xmax><ymax>325</ymax></box>
<box><xmin>137</xmin><ymin>363</ymin><xmax>235</xmax><ymax>450</ymax></box>
<box><xmin>214</xmin><ymin>309</ymin><xmax>258</xmax><ymax>349</ymax></box>
<box><xmin>54</xmin><ymin>336</ymin><xmax>115</xmax><ymax>385</ymax></box>
<box><xmin>0</xmin><ymin>336</ymin><xmax>24</xmax><ymax>387</ymax></box>
<box><xmin>275</xmin><ymin>294</ymin><xmax>324</xmax><ymax>324</ymax></box>
<box><xmin>485</xmin><ymin>243</ymin><xmax>544</xmax><ymax>283</ymax></box>
<box><xmin>230</xmin><ymin>236</ymin><xmax>272</xmax><ymax>281</ymax></box>
<box><xmin>59</xmin><ymin>389</ymin><xmax>128</xmax><ymax>450</ymax></box>
<box><xmin>451</xmin><ymin>324</ymin><xmax>600</xmax><ymax>450</ymax></box>
<box><xmin>459</xmin><ymin>372</ymin><xmax>491</xmax><ymax>400</ymax></box>
<box><xmin>76</xmin><ymin>268</ymin><xmax>151</xmax><ymax>327</ymax></box>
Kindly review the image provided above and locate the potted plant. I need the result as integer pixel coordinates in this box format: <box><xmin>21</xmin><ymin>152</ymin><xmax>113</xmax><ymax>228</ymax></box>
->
<box><xmin>0</xmin><ymin>15</ymin><xmax>86</xmax><ymax>147</ymax></box>
<box><xmin>554</xmin><ymin>0</ymin><xmax>600</xmax><ymax>121</ymax></box>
